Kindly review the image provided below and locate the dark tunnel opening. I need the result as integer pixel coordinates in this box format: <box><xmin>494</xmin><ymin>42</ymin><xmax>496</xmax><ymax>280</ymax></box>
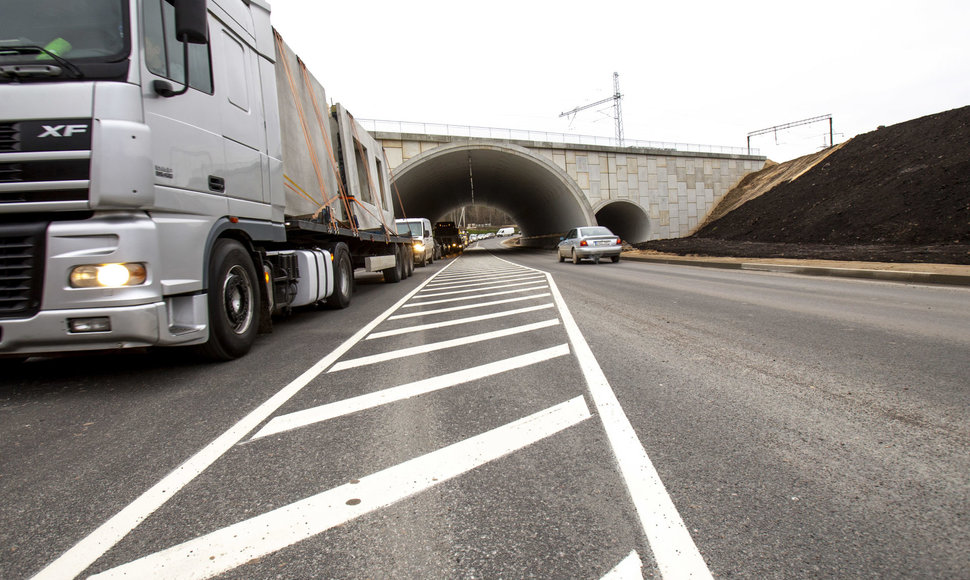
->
<box><xmin>390</xmin><ymin>142</ymin><xmax>596</xmax><ymax>243</ymax></box>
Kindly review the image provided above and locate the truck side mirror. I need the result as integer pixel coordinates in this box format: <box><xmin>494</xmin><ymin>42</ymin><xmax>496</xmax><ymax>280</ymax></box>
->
<box><xmin>174</xmin><ymin>0</ymin><xmax>209</xmax><ymax>44</ymax></box>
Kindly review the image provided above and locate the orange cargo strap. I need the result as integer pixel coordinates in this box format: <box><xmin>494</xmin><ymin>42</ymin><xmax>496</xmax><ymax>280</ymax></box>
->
<box><xmin>347</xmin><ymin>112</ymin><xmax>395</xmax><ymax>241</ymax></box>
<box><xmin>273</xmin><ymin>31</ymin><xmax>335</xmax><ymax>225</ymax></box>
<box><xmin>297</xmin><ymin>62</ymin><xmax>358</xmax><ymax>234</ymax></box>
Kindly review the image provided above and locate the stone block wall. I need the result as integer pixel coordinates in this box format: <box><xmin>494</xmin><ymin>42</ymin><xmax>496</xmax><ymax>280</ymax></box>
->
<box><xmin>378</xmin><ymin>134</ymin><xmax>764</xmax><ymax>240</ymax></box>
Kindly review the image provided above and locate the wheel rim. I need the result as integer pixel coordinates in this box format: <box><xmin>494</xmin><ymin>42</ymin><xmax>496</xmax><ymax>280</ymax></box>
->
<box><xmin>222</xmin><ymin>264</ymin><xmax>254</xmax><ymax>335</ymax></box>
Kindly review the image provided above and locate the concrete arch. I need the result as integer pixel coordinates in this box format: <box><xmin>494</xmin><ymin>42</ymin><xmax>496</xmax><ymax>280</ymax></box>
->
<box><xmin>390</xmin><ymin>141</ymin><xmax>595</xmax><ymax>237</ymax></box>
<box><xmin>593</xmin><ymin>199</ymin><xmax>650</xmax><ymax>243</ymax></box>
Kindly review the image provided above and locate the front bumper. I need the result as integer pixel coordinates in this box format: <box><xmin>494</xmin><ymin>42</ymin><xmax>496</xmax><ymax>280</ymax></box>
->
<box><xmin>0</xmin><ymin>295</ymin><xmax>208</xmax><ymax>355</ymax></box>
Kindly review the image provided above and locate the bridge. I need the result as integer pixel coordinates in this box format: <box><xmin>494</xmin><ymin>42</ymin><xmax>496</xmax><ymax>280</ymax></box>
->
<box><xmin>363</xmin><ymin>120</ymin><xmax>767</xmax><ymax>244</ymax></box>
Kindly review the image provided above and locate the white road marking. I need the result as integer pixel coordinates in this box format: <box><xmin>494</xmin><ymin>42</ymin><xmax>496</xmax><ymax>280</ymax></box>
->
<box><xmin>327</xmin><ymin>319</ymin><xmax>561</xmax><ymax>373</ymax></box>
<box><xmin>601</xmin><ymin>551</ymin><xmax>644</xmax><ymax>579</ymax></box>
<box><xmin>416</xmin><ymin>280</ymin><xmax>546</xmax><ymax>299</ymax></box>
<box><xmin>90</xmin><ymin>397</ymin><xmax>593</xmax><ymax>580</ymax></box>
<box><xmin>402</xmin><ymin>284</ymin><xmax>549</xmax><ymax>308</ymax></box>
<box><xmin>425</xmin><ymin>273</ymin><xmax>545</xmax><ymax>290</ymax></box>
<box><xmin>501</xmin><ymin>256</ymin><xmax>713</xmax><ymax>580</ymax></box>
<box><xmin>30</xmin><ymin>260</ymin><xmax>459</xmax><ymax>580</ymax></box>
<box><xmin>250</xmin><ymin>344</ymin><xmax>571</xmax><ymax>440</ymax></box>
<box><xmin>389</xmin><ymin>292</ymin><xmax>552</xmax><ymax>319</ymax></box>
<box><xmin>367</xmin><ymin>303</ymin><xmax>555</xmax><ymax>339</ymax></box>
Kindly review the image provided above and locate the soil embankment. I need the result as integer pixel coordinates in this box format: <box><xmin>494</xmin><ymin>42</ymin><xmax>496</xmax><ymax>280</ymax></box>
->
<box><xmin>637</xmin><ymin>105</ymin><xmax>970</xmax><ymax>264</ymax></box>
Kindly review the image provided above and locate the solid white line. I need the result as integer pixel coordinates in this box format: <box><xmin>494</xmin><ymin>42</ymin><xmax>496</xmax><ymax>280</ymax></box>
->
<box><xmin>31</xmin><ymin>261</ymin><xmax>458</xmax><ymax>580</ymax></box>
<box><xmin>367</xmin><ymin>303</ymin><xmax>555</xmax><ymax>339</ymax></box>
<box><xmin>415</xmin><ymin>280</ymin><xmax>545</xmax><ymax>299</ymax></box>
<box><xmin>534</xmin><ymin>263</ymin><xmax>713</xmax><ymax>580</ymax></box>
<box><xmin>328</xmin><ymin>319</ymin><xmax>560</xmax><ymax>373</ymax></box>
<box><xmin>251</xmin><ymin>344</ymin><xmax>571</xmax><ymax>440</ymax></box>
<box><xmin>402</xmin><ymin>285</ymin><xmax>549</xmax><ymax>308</ymax></box>
<box><xmin>90</xmin><ymin>397</ymin><xmax>592</xmax><ymax>580</ymax></box>
<box><xmin>389</xmin><ymin>293</ymin><xmax>552</xmax><ymax>320</ymax></box>
<box><xmin>601</xmin><ymin>551</ymin><xmax>644</xmax><ymax>579</ymax></box>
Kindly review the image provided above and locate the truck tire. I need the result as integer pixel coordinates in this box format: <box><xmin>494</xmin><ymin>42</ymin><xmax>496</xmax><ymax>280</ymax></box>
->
<box><xmin>383</xmin><ymin>246</ymin><xmax>403</xmax><ymax>283</ymax></box>
<box><xmin>326</xmin><ymin>244</ymin><xmax>353</xmax><ymax>309</ymax></box>
<box><xmin>406</xmin><ymin>247</ymin><xmax>414</xmax><ymax>277</ymax></box>
<box><xmin>196</xmin><ymin>239</ymin><xmax>259</xmax><ymax>361</ymax></box>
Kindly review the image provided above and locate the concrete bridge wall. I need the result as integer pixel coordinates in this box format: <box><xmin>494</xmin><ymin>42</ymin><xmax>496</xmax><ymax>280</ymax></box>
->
<box><xmin>376</xmin><ymin>132</ymin><xmax>766</xmax><ymax>241</ymax></box>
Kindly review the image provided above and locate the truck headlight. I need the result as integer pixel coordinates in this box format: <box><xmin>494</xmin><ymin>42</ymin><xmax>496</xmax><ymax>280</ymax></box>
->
<box><xmin>70</xmin><ymin>263</ymin><xmax>147</xmax><ymax>288</ymax></box>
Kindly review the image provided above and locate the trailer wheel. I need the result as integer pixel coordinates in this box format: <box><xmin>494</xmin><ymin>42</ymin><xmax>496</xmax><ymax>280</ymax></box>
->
<box><xmin>196</xmin><ymin>239</ymin><xmax>259</xmax><ymax>361</ymax></box>
<box><xmin>326</xmin><ymin>244</ymin><xmax>353</xmax><ymax>309</ymax></box>
<box><xmin>383</xmin><ymin>246</ymin><xmax>403</xmax><ymax>283</ymax></box>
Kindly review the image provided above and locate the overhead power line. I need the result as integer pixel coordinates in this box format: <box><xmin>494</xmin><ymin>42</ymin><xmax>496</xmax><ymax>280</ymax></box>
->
<box><xmin>747</xmin><ymin>114</ymin><xmax>833</xmax><ymax>155</ymax></box>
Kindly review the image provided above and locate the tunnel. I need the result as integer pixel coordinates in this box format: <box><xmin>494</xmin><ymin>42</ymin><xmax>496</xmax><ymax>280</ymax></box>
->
<box><xmin>390</xmin><ymin>142</ymin><xmax>596</xmax><ymax>242</ymax></box>
<box><xmin>594</xmin><ymin>200</ymin><xmax>650</xmax><ymax>243</ymax></box>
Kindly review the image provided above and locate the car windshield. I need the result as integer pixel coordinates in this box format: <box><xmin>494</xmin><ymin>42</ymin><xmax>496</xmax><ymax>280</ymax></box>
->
<box><xmin>397</xmin><ymin>222</ymin><xmax>423</xmax><ymax>237</ymax></box>
<box><xmin>580</xmin><ymin>227</ymin><xmax>614</xmax><ymax>237</ymax></box>
<box><xmin>0</xmin><ymin>0</ymin><xmax>129</xmax><ymax>79</ymax></box>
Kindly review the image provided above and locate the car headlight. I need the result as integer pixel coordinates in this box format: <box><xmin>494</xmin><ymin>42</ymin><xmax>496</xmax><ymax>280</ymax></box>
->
<box><xmin>70</xmin><ymin>263</ymin><xmax>147</xmax><ymax>288</ymax></box>
<box><xmin>413</xmin><ymin>242</ymin><xmax>425</xmax><ymax>252</ymax></box>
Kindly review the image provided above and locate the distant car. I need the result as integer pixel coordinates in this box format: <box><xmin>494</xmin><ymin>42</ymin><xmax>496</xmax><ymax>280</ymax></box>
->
<box><xmin>557</xmin><ymin>226</ymin><xmax>622</xmax><ymax>264</ymax></box>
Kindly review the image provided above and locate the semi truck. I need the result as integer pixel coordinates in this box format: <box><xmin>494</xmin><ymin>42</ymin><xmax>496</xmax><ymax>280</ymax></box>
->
<box><xmin>0</xmin><ymin>0</ymin><xmax>416</xmax><ymax>361</ymax></box>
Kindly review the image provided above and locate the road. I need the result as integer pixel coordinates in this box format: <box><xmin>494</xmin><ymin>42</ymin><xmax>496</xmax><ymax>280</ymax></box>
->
<box><xmin>2</xmin><ymin>238</ymin><xmax>968</xmax><ymax>578</ymax></box>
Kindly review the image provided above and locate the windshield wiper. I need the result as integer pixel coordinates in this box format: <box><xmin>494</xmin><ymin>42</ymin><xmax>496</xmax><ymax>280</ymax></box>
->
<box><xmin>0</xmin><ymin>45</ymin><xmax>84</xmax><ymax>79</ymax></box>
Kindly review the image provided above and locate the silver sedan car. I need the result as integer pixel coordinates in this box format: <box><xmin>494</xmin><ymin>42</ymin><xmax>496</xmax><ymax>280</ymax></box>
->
<box><xmin>557</xmin><ymin>226</ymin><xmax>622</xmax><ymax>264</ymax></box>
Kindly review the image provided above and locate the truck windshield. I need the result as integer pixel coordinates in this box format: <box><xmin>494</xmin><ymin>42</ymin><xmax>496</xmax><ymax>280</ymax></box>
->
<box><xmin>0</xmin><ymin>0</ymin><xmax>129</xmax><ymax>81</ymax></box>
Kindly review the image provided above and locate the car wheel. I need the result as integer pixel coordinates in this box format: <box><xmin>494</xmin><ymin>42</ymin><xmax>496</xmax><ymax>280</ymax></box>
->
<box><xmin>611</xmin><ymin>255</ymin><xmax>620</xmax><ymax>263</ymax></box>
<box><xmin>196</xmin><ymin>239</ymin><xmax>259</xmax><ymax>361</ymax></box>
<box><xmin>572</xmin><ymin>250</ymin><xmax>580</xmax><ymax>265</ymax></box>
<box><xmin>558</xmin><ymin>251</ymin><xmax>565</xmax><ymax>263</ymax></box>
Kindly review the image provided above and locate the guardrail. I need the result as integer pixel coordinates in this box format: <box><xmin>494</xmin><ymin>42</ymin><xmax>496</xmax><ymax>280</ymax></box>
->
<box><xmin>358</xmin><ymin>119</ymin><xmax>759</xmax><ymax>156</ymax></box>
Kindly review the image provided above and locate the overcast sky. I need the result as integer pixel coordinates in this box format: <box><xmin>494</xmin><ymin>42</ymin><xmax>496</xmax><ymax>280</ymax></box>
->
<box><xmin>269</xmin><ymin>0</ymin><xmax>970</xmax><ymax>162</ymax></box>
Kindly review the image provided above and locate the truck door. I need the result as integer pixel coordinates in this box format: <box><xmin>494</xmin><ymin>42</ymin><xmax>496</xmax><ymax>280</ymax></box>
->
<box><xmin>212</xmin><ymin>20</ymin><xmax>266</xmax><ymax>211</ymax></box>
<box><xmin>141</xmin><ymin>0</ymin><xmax>226</xmax><ymax>211</ymax></box>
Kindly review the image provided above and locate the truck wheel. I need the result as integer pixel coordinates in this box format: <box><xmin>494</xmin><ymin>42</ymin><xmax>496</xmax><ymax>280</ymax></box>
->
<box><xmin>404</xmin><ymin>246</ymin><xmax>414</xmax><ymax>277</ymax></box>
<box><xmin>326</xmin><ymin>244</ymin><xmax>353</xmax><ymax>309</ymax></box>
<box><xmin>383</xmin><ymin>246</ymin><xmax>402</xmax><ymax>283</ymax></box>
<box><xmin>196</xmin><ymin>239</ymin><xmax>259</xmax><ymax>361</ymax></box>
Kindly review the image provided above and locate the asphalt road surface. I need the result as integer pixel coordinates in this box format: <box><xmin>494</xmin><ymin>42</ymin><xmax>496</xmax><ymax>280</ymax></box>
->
<box><xmin>2</xmin><ymin>238</ymin><xmax>968</xmax><ymax>579</ymax></box>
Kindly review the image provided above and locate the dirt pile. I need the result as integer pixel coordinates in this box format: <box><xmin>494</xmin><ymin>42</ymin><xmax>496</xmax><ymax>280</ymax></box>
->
<box><xmin>639</xmin><ymin>105</ymin><xmax>970</xmax><ymax>264</ymax></box>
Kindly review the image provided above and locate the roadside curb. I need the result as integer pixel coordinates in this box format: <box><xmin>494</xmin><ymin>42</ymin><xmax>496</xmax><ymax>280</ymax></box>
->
<box><xmin>619</xmin><ymin>254</ymin><xmax>970</xmax><ymax>287</ymax></box>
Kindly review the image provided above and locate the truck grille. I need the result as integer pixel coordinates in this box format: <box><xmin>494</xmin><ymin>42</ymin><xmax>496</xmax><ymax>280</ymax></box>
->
<box><xmin>0</xmin><ymin>122</ymin><xmax>17</xmax><ymax>152</ymax></box>
<box><xmin>0</xmin><ymin>223</ymin><xmax>46</xmax><ymax>319</ymax></box>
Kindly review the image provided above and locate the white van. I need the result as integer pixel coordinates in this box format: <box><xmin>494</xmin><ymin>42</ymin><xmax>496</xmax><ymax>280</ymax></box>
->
<box><xmin>497</xmin><ymin>227</ymin><xmax>516</xmax><ymax>237</ymax></box>
<box><xmin>395</xmin><ymin>218</ymin><xmax>435</xmax><ymax>266</ymax></box>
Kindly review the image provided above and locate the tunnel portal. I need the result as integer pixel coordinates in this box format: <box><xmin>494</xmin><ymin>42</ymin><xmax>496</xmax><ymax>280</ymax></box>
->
<box><xmin>390</xmin><ymin>142</ymin><xmax>595</xmax><ymax>239</ymax></box>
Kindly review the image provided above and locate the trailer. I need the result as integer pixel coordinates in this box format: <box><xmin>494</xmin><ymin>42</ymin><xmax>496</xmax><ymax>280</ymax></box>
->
<box><xmin>0</xmin><ymin>0</ymin><xmax>416</xmax><ymax>361</ymax></box>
